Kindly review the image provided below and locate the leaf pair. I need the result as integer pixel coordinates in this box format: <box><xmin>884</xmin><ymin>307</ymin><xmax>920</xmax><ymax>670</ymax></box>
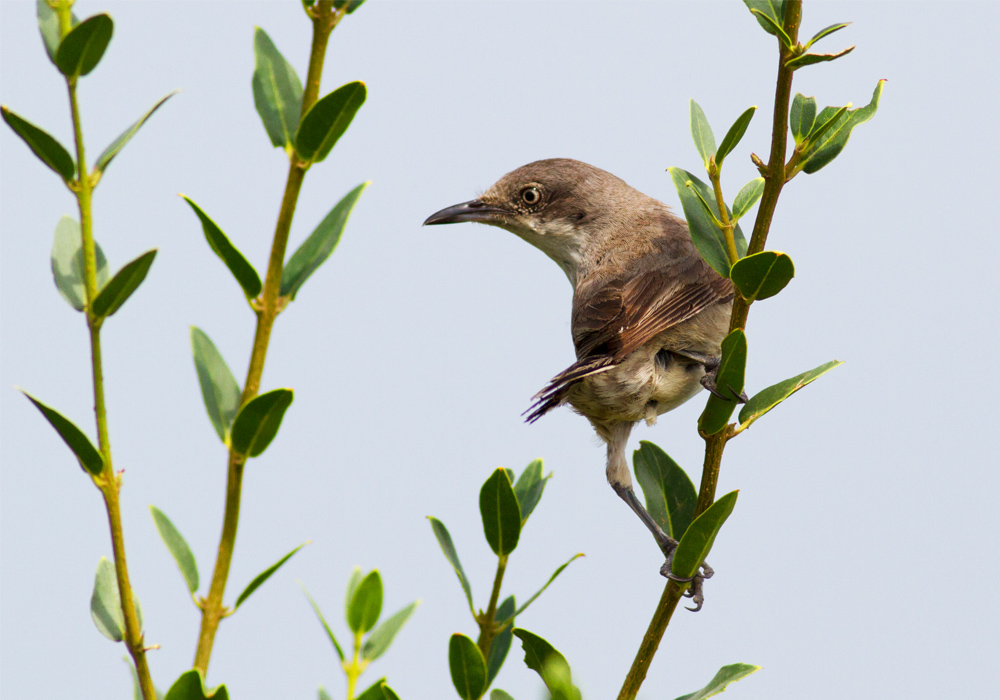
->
<box><xmin>183</xmin><ymin>182</ymin><xmax>367</xmax><ymax>302</ymax></box>
<box><xmin>689</xmin><ymin>101</ymin><xmax>756</xmax><ymax>172</ymax></box>
<box><xmin>38</xmin><ymin>6</ymin><xmax>113</xmax><ymax>80</ymax></box>
<box><xmin>252</xmin><ymin>27</ymin><xmax>366</xmax><ymax>163</ymax></box>
<box><xmin>668</xmin><ymin>168</ymin><xmax>748</xmax><ymax>278</ymax></box>
<box><xmin>190</xmin><ymin>327</ymin><xmax>294</xmax><ymax>456</ymax></box>
<box><xmin>790</xmin><ymin>81</ymin><xmax>885</xmax><ymax>175</ymax></box>
<box><xmin>450</xmin><ymin>626</ymin><xmax>533</xmax><ymax>700</ymax></box>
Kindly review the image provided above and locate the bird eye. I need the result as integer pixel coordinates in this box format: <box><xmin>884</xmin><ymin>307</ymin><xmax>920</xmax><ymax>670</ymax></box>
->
<box><xmin>520</xmin><ymin>186</ymin><xmax>541</xmax><ymax>205</ymax></box>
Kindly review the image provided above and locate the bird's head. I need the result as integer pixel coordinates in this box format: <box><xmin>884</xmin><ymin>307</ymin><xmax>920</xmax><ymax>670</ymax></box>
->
<box><xmin>424</xmin><ymin>158</ymin><xmax>633</xmax><ymax>285</ymax></box>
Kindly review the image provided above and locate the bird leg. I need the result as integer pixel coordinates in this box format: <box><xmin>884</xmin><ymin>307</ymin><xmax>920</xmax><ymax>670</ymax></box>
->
<box><xmin>675</xmin><ymin>350</ymin><xmax>748</xmax><ymax>403</ymax></box>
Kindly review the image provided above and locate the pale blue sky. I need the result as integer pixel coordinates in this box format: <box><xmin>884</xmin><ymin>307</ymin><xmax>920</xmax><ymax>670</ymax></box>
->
<box><xmin>2</xmin><ymin>2</ymin><xmax>998</xmax><ymax>699</ymax></box>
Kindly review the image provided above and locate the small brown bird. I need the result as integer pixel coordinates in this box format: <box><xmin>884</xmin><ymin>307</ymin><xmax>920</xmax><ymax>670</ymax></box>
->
<box><xmin>425</xmin><ymin>159</ymin><xmax>733</xmax><ymax>608</ymax></box>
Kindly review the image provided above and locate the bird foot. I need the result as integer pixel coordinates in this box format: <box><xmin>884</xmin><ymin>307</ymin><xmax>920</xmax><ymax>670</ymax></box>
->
<box><xmin>699</xmin><ymin>356</ymin><xmax>748</xmax><ymax>403</ymax></box>
<box><xmin>659</xmin><ymin>559</ymin><xmax>715</xmax><ymax>612</ymax></box>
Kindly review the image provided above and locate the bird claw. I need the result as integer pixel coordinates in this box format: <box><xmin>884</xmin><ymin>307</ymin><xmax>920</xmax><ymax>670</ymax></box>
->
<box><xmin>660</xmin><ymin>560</ymin><xmax>713</xmax><ymax>612</ymax></box>
<box><xmin>700</xmin><ymin>361</ymin><xmax>747</xmax><ymax>404</ymax></box>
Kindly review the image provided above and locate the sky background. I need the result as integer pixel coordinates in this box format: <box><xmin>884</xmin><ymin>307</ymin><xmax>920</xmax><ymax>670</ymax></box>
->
<box><xmin>2</xmin><ymin>1</ymin><xmax>998</xmax><ymax>699</ymax></box>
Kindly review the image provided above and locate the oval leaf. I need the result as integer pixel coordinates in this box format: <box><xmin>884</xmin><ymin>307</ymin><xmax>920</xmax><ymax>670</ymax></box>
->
<box><xmin>731</xmin><ymin>178</ymin><xmax>765</xmax><ymax>222</ymax></box>
<box><xmin>689</xmin><ymin>99</ymin><xmax>717</xmax><ymax>168</ymax></box>
<box><xmin>190</xmin><ymin>327</ymin><xmax>242</xmax><ymax>443</ymax></box>
<box><xmin>675</xmin><ymin>663</ymin><xmax>761</xmax><ymax>700</ymax></box>
<box><xmin>295</xmin><ymin>81</ymin><xmax>366</xmax><ymax>163</ymax></box>
<box><xmin>150</xmin><ymin>506</ymin><xmax>199</xmax><ymax>594</ymax></box>
<box><xmin>790</xmin><ymin>93</ymin><xmax>817</xmax><ymax>145</ymax></box>
<box><xmin>92</xmin><ymin>249</ymin><xmax>156</xmax><ymax>319</ymax></box>
<box><xmin>672</xmin><ymin>490</ymin><xmax>739</xmax><ymax>580</ymax></box>
<box><xmin>715</xmin><ymin>106</ymin><xmax>756</xmax><ymax>167</ymax></box>
<box><xmin>94</xmin><ymin>91</ymin><xmax>178</xmax><ymax>177</ymax></box>
<box><xmin>229</xmin><ymin>388</ymin><xmax>294</xmax><ymax>458</ymax></box>
<box><xmin>362</xmin><ymin>600</ymin><xmax>420</xmax><ymax>661</ymax></box>
<box><xmin>234</xmin><ymin>542</ymin><xmax>307</xmax><ymax>609</ymax></box>
<box><xmin>51</xmin><ymin>216</ymin><xmax>109</xmax><ymax>311</ymax></box>
<box><xmin>449</xmin><ymin>633</ymin><xmax>488</xmax><ymax>700</ymax></box>
<box><xmin>487</xmin><ymin>596</ymin><xmax>516</xmax><ymax>685</ymax></box>
<box><xmin>22</xmin><ymin>390</ymin><xmax>103</xmax><ymax>475</ymax></box>
<box><xmin>480</xmin><ymin>468</ymin><xmax>521</xmax><ymax>557</ymax></box>
<box><xmin>730</xmin><ymin>251</ymin><xmax>794</xmax><ymax>302</ymax></box>
<box><xmin>355</xmin><ymin>679</ymin><xmax>390</xmax><ymax>700</ymax></box>
<box><xmin>347</xmin><ymin>570</ymin><xmax>383</xmax><ymax>634</ymax></box>
<box><xmin>511</xmin><ymin>629</ymin><xmax>579</xmax><ymax>700</ymax></box>
<box><xmin>491</xmin><ymin>692</ymin><xmax>515</xmax><ymax>700</ymax></box>
<box><xmin>164</xmin><ymin>669</ymin><xmax>230</xmax><ymax>700</ymax></box>
<box><xmin>37</xmin><ymin>0</ymin><xmax>79</xmax><ymax>63</ymax></box>
<box><xmin>252</xmin><ymin>27</ymin><xmax>304</xmax><ymax>150</ymax></box>
<box><xmin>738</xmin><ymin>359</ymin><xmax>843</xmax><ymax>430</ymax></box>
<box><xmin>55</xmin><ymin>13</ymin><xmax>113</xmax><ymax>78</ymax></box>
<box><xmin>698</xmin><ymin>330</ymin><xmax>748</xmax><ymax>436</ymax></box>
<box><xmin>427</xmin><ymin>517</ymin><xmax>475</xmax><ymax>614</ymax></box>
<box><xmin>633</xmin><ymin>441</ymin><xmax>697</xmax><ymax>540</ymax></box>
<box><xmin>91</xmin><ymin>557</ymin><xmax>125</xmax><ymax>641</ymax></box>
<box><xmin>512</xmin><ymin>458</ymin><xmax>550</xmax><ymax>525</ymax></box>
<box><xmin>1</xmin><ymin>107</ymin><xmax>75</xmax><ymax>181</ymax></box>
<box><xmin>182</xmin><ymin>196</ymin><xmax>262</xmax><ymax>299</ymax></box>
<box><xmin>668</xmin><ymin>167</ymin><xmax>747</xmax><ymax>278</ymax></box>
<box><xmin>281</xmin><ymin>181</ymin><xmax>368</xmax><ymax>299</ymax></box>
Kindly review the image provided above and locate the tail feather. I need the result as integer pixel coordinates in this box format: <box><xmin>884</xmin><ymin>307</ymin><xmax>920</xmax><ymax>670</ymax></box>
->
<box><xmin>523</xmin><ymin>356</ymin><xmax>616</xmax><ymax>423</ymax></box>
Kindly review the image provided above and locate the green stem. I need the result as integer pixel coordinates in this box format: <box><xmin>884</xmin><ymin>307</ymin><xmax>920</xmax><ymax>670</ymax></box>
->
<box><xmin>477</xmin><ymin>555</ymin><xmax>508</xmax><ymax>657</ymax></box>
<box><xmin>68</xmin><ymin>78</ymin><xmax>156</xmax><ymax>700</ymax></box>
<box><xmin>709</xmin><ymin>166</ymin><xmax>739</xmax><ymax>264</ymax></box>
<box><xmin>345</xmin><ymin>631</ymin><xmax>365</xmax><ymax>700</ymax></box>
<box><xmin>192</xmin><ymin>2</ymin><xmax>341</xmax><ymax>674</ymax></box>
<box><xmin>617</xmin><ymin>4</ymin><xmax>803</xmax><ymax>698</ymax></box>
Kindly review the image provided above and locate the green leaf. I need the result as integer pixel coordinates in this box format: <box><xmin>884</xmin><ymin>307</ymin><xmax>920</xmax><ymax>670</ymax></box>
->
<box><xmin>363</xmin><ymin>600</ymin><xmax>420</xmax><ymax>661</ymax></box>
<box><xmin>50</xmin><ymin>216</ymin><xmax>109</xmax><ymax>311</ymax></box>
<box><xmin>507</xmin><ymin>554</ymin><xmax>583</xmax><ymax>620</ymax></box>
<box><xmin>511</xmin><ymin>629</ymin><xmax>580</xmax><ymax>700</ymax></box>
<box><xmin>730</xmin><ymin>251</ymin><xmax>794</xmax><ymax>302</ymax></box>
<box><xmin>804</xmin><ymin>22</ymin><xmax>850</xmax><ymax>50</ymax></box>
<box><xmin>91</xmin><ymin>249</ymin><xmax>156</xmax><ymax>319</ymax></box>
<box><xmin>786</xmin><ymin>45</ymin><xmax>855</xmax><ymax>70</ymax></box>
<box><xmin>715</xmin><ymin>106</ymin><xmax>756</xmax><ymax>167</ymax></box>
<box><xmin>633</xmin><ymin>441</ymin><xmax>697</xmax><ymax>540</ymax></box>
<box><xmin>22</xmin><ymin>391</ymin><xmax>103</xmax><ymax>475</ymax></box>
<box><xmin>55</xmin><ymin>14</ymin><xmax>113</xmax><ymax>78</ymax></box>
<box><xmin>37</xmin><ymin>0</ymin><xmax>78</xmax><ymax>62</ymax></box>
<box><xmin>689</xmin><ymin>100</ymin><xmax>716</xmax><ymax>169</ymax></box>
<box><xmin>182</xmin><ymin>196</ymin><xmax>262</xmax><ymax>299</ymax></box>
<box><xmin>512</xmin><ymin>458</ymin><xmax>550</xmax><ymax>525</ymax></box>
<box><xmin>300</xmin><ymin>583</ymin><xmax>345</xmax><ymax>662</ymax></box>
<box><xmin>490</xmin><ymin>692</ymin><xmax>515</xmax><ymax>700</ymax></box>
<box><xmin>672</xmin><ymin>491</ymin><xmax>739</xmax><ymax>580</ymax></box>
<box><xmin>295</xmin><ymin>81</ymin><xmax>367</xmax><ymax>163</ymax></box>
<box><xmin>281</xmin><ymin>181</ymin><xmax>368</xmax><ymax>299</ymax></box>
<box><xmin>164</xmin><ymin>669</ymin><xmax>230</xmax><ymax>700</ymax></box>
<box><xmin>234</xmin><ymin>542</ymin><xmax>307</xmax><ymax>609</ymax></box>
<box><xmin>731</xmin><ymin>178</ymin><xmax>764</xmax><ymax>221</ymax></box>
<box><xmin>675</xmin><ymin>663</ymin><xmax>761</xmax><ymax>700</ymax></box>
<box><xmin>743</xmin><ymin>1</ymin><xmax>790</xmax><ymax>45</ymax></box>
<box><xmin>190</xmin><ymin>327</ymin><xmax>242</xmax><ymax>443</ymax></box>
<box><xmin>150</xmin><ymin>506</ymin><xmax>199</xmax><ymax>594</ymax></box>
<box><xmin>668</xmin><ymin>168</ymin><xmax>747</xmax><ymax>278</ymax></box>
<box><xmin>487</xmin><ymin>596</ymin><xmax>516</xmax><ymax>686</ymax></box>
<box><xmin>90</xmin><ymin>558</ymin><xmax>142</xmax><ymax>642</ymax></box>
<box><xmin>229</xmin><ymin>388</ymin><xmax>294</xmax><ymax>458</ymax></box>
<box><xmin>381</xmin><ymin>684</ymin><xmax>402</xmax><ymax>700</ymax></box>
<box><xmin>347</xmin><ymin>570</ymin><xmax>383</xmax><ymax>634</ymax></box>
<box><xmin>318</xmin><ymin>689</ymin><xmax>332</xmax><ymax>700</ymax></box>
<box><xmin>480</xmin><ymin>468</ymin><xmax>522</xmax><ymax>557</ymax></box>
<box><xmin>252</xmin><ymin>27</ymin><xmax>304</xmax><ymax>150</ymax></box>
<box><xmin>1</xmin><ymin>107</ymin><xmax>75</xmax><ymax>181</ymax></box>
<box><xmin>427</xmin><ymin>517</ymin><xmax>475</xmax><ymax>614</ymax></box>
<box><xmin>698</xmin><ymin>330</ymin><xmax>748</xmax><ymax>435</ymax></box>
<box><xmin>789</xmin><ymin>93</ymin><xmax>817</xmax><ymax>145</ymax></box>
<box><xmin>345</xmin><ymin>566</ymin><xmax>364</xmax><ymax>620</ymax></box>
<box><xmin>738</xmin><ymin>360</ymin><xmax>843</xmax><ymax>430</ymax></box>
<box><xmin>94</xmin><ymin>91</ymin><xmax>178</xmax><ymax>177</ymax></box>
<box><xmin>334</xmin><ymin>0</ymin><xmax>367</xmax><ymax>13</ymax></box>
<box><xmin>356</xmin><ymin>679</ymin><xmax>389</xmax><ymax>700</ymax></box>
<box><xmin>800</xmin><ymin>80</ymin><xmax>885</xmax><ymax>174</ymax></box>
<box><xmin>449</xmin><ymin>633</ymin><xmax>488</xmax><ymax>700</ymax></box>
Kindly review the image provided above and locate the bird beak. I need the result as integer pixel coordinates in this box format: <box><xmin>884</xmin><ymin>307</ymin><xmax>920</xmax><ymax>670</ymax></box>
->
<box><xmin>423</xmin><ymin>199</ymin><xmax>507</xmax><ymax>226</ymax></box>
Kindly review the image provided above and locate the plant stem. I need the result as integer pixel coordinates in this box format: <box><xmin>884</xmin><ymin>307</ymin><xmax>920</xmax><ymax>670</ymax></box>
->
<box><xmin>477</xmin><ymin>555</ymin><xmax>508</xmax><ymax>657</ymax></box>
<box><xmin>617</xmin><ymin>4</ymin><xmax>803</xmax><ymax>698</ymax></box>
<box><xmin>68</xmin><ymin>77</ymin><xmax>156</xmax><ymax>700</ymax></box>
<box><xmin>710</xmin><ymin>169</ymin><xmax>739</xmax><ymax>264</ymax></box>
<box><xmin>192</xmin><ymin>2</ymin><xmax>341</xmax><ymax>674</ymax></box>
<box><xmin>345</xmin><ymin>632</ymin><xmax>364</xmax><ymax>700</ymax></box>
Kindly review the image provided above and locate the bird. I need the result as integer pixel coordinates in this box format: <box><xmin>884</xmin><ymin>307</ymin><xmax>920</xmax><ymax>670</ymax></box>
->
<box><xmin>424</xmin><ymin>158</ymin><xmax>735</xmax><ymax>609</ymax></box>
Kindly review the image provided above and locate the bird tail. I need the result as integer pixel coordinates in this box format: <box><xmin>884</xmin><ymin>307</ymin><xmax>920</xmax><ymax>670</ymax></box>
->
<box><xmin>523</xmin><ymin>356</ymin><xmax>616</xmax><ymax>423</ymax></box>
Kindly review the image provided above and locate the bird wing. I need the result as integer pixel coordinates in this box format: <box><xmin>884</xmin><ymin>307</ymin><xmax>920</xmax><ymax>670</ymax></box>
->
<box><xmin>524</xmin><ymin>265</ymin><xmax>732</xmax><ymax>423</ymax></box>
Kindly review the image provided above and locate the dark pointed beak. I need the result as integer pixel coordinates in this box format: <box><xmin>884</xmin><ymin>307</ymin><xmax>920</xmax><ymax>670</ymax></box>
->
<box><xmin>423</xmin><ymin>199</ymin><xmax>507</xmax><ymax>226</ymax></box>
